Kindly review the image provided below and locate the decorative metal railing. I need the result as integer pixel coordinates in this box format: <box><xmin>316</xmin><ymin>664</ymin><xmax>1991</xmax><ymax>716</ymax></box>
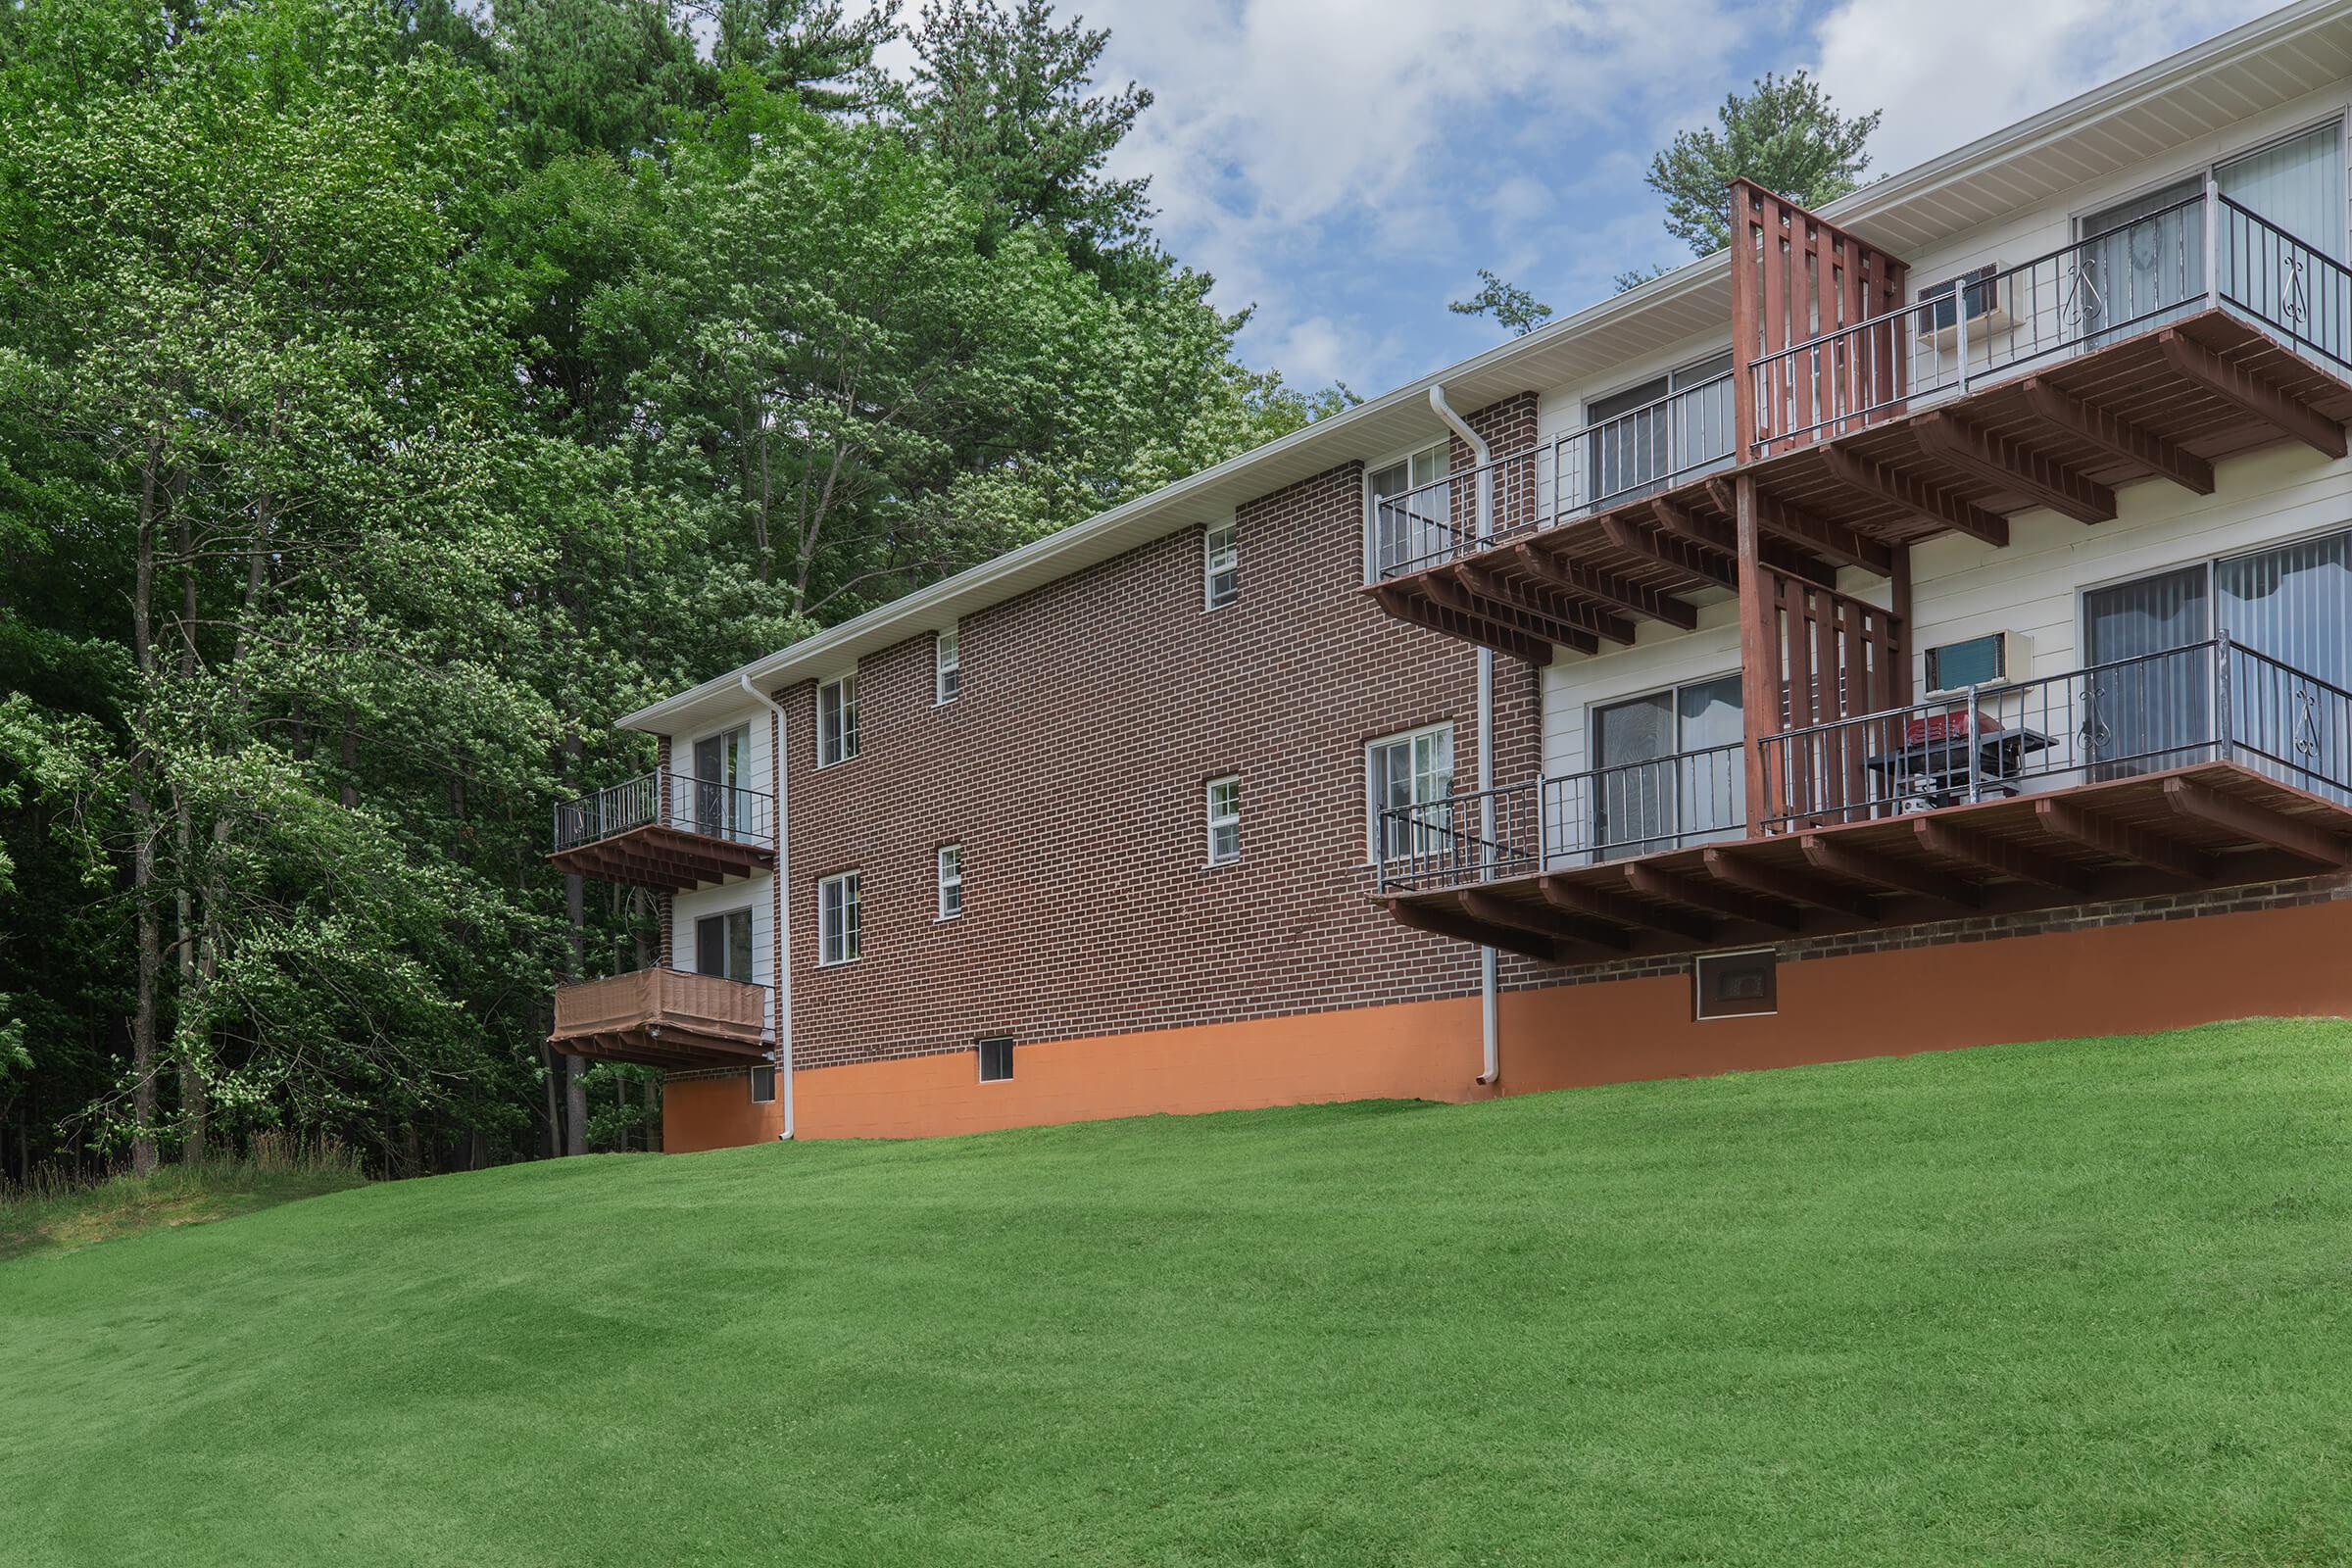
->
<box><xmin>1370</xmin><ymin>371</ymin><xmax>1736</xmax><ymax>578</ymax></box>
<box><xmin>1374</xmin><ymin>742</ymin><xmax>1747</xmax><ymax>894</ymax></box>
<box><xmin>1376</xmin><ymin>638</ymin><xmax>2351</xmax><ymax>895</ymax></box>
<box><xmin>1749</xmin><ymin>185</ymin><xmax>2352</xmax><ymax>456</ymax></box>
<box><xmin>551</xmin><ymin>768</ymin><xmax>777</xmax><ymax>854</ymax></box>
<box><xmin>1753</xmin><ymin>636</ymin><xmax>2352</xmax><ymax>832</ymax></box>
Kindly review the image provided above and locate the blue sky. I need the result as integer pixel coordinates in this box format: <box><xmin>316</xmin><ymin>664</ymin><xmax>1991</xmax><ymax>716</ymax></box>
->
<box><xmin>1038</xmin><ymin>0</ymin><xmax>2282</xmax><ymax>396</ymax></box>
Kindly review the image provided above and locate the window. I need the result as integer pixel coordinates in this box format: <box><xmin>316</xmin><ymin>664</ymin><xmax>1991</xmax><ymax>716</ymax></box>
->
<box><xmin>1204</xmin><ymin>775</ymin><xmax>1241</xmax><ymax>865</ymax></box>
<box><xmin>1203</xmin><ymin>519</ymin><xmax>1239</xmax><ymax>610</ymax></box>
<box><xmin>816</xmin><ymin>673</ymin><xmax>859</xmax><ymax>766</ymax></box>
<box><xmin>1591</xmin><ymin>673</ymin><xmax>1744</xmax><ymax>858</ymax></box>
<box><xmin>1582</xmin><ymin>351</ymin><xmax>1736</xmax><ymax>509</ymax></box>
<box><xmin>1368</xmin><ymin>441</ymin><xmax>1452</xmax><ymax>577</ymax></box>
<box><xmin>1915</xmin><ymin>264</ymin><xmax>2000</xmax><ymax>339</ymax></box>
<box><xmin>750</xmin><ymin>1064</ymin><xmax>777</xmax><ymax>1102</ymax></box>
<box><xmin>936</xmin><ymin>845</ymin><xmax>963</xmax><ymax>920</ymax></box>
<box><xmin>935</xmin><ymin>630</ymin><xmax>960</xmax><ymax>704</ymax></box>
<box><xmin>1924</xmin><ymin>632</ymin><xmax>2022</xmax><ymax>693</ymax></box>
<box><xmin>694</xmin><ymin>908</ymin><xmax>755</xmax><ymax>983</ymax></box>
<box><xmin>816</xmin><ymin>871</ymin><xmax>861</xmax><ymax>965</ymax></box>
<box><xmin>1694</xmin><ymin>950</ymin><xmax>1777</xmax><ymax>1019</ymax></box>
<box><xmin>691</xmin><ymin>725</ymin><xmax>754</xmax><ymax>842</ymax></box>
<box><xmin>1367</xmin><ymin>723</ymin><xmax>1454</xmax><ymax>860</ymax></box>
<box><xmin>977</xmin><ymin>1036</ymin><xmax>1013</xmax><ymax>1083</ymax></box>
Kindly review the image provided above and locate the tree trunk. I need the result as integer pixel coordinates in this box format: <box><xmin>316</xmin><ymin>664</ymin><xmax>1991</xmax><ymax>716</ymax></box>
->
<box><xmin>125</xmin><ymin>429</ymin><xmax>166</xmax><ymax>1178</ymax></box>
<box><xmin>564</xmin><ymin>867</ymin><xmax>587</xmax><ymax>1156</ymax></box>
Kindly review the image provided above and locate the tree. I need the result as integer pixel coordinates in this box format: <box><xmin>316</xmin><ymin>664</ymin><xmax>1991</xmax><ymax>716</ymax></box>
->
<box><xmin>884</xmin><ymin>0</ymin><xmax>1154</xmax><ymax>286</ymax></box>
<box><xmin>1448</xmin><ymin>270</ymin><xmax>1553</xmax><ymax>336</ymax></box>
<box><xmin>1644</xmin><ymin>70</ymin><xmax>1882</xmax><ymax>255</ymax></box>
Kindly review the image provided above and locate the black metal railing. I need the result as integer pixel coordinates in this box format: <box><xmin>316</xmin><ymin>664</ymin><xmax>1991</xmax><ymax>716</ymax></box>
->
<box><xmin>1375</xmin><ymin>638</ymin><xmax>2351</xmax><ymax>895</ymax></box>
<box><xmin>1752</xmin><ymin>635</ymin><xmax>2352</xmax><ymax>832</ymax></box>
<box><xmin>552</xmin><ymin>767</ymin><xmax>777</xmax><ymax>853</ymax></box>
<box><xmin>1749</xmin><ymin>184</ymin><xmax>2352</xmax><ymax>455</ymax></box>
<box><xmin>1369</xmin><ymin>372</ymin><xmax>1737</xmax><ymax>578</ymax></box>
<box><xmin>1374</xmin><ymin>742</ymin><xmax>1748</xmax><ymax>894</ymax></box>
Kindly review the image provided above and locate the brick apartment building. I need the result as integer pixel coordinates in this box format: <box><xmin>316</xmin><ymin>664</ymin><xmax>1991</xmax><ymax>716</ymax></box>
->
<box><xmin>552</xmin><ymin>1</ymin><xmax>2352</xmax><ymax>1151</ymax></box>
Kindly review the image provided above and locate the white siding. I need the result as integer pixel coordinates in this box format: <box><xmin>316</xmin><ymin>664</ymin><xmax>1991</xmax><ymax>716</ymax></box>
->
<box><xmin>1536</xmin><ymin>444</ymin><xmax>2352</xmax><ymax>774</ymax></box>
<box><xmin>671</xmin><ymin>872</ymin><xmax>775</xmax><ymax>997</ymax></box>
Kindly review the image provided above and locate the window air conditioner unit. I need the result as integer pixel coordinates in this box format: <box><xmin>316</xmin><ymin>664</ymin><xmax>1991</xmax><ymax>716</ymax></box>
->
<box><xmin>1924</xmin><ymin>630</ymin><xmax>2030</xmax><ymax>698</ymax></box>
<box><xmin>1917</xmin><ymin>264</ymin><xmax>2012</xmax><ymax>350</ymax></box>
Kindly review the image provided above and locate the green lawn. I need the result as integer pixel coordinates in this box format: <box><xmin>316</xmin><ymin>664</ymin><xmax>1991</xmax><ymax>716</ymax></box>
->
<box><xmin>5</xmin><ymin>1020</ymin><xmax>2350</xmax><ymax>1566</ymax></box>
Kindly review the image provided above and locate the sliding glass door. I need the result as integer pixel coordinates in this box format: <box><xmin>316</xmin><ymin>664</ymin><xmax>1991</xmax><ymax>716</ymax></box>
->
<box><xmin>2084</xmin><ymin>526</ymin><xmax>2352</xmax><ymax>795</ymax></box>
<box><xmin>1591</xmin><ymin>673</ymin><xmax>1743</xmax><ymax>858</ymax></box>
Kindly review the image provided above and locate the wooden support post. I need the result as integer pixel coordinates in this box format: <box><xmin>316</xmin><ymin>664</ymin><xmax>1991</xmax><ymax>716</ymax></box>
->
<box><xmin>1735</xmin><ymin>474</ymin><xmax>1776</xmax><ymax>840</ymax></box>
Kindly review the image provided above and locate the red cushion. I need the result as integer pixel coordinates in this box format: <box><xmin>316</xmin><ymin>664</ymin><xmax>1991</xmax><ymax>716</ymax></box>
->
<box><xmin>1904</xmin><ymin>708</ymin><xmax>2003</xmax><ymax>747</ymax></box>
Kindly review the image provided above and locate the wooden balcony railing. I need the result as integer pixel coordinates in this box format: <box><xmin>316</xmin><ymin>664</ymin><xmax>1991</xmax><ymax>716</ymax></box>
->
<box><xmin>550</xmin><ymin>967</ymin><xmax>768</xmax><ymax>1069</ymax></box>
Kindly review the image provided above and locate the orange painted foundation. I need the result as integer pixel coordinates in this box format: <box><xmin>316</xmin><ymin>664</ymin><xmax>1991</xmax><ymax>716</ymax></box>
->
<box><xmin>663</xmin><ymin>898</ymin><xmax>2352</xmax><ymax>1150</ymax></box>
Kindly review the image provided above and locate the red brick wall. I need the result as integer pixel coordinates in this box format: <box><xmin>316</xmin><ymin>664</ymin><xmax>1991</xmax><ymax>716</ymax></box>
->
<box><xmin>771</xmin><ymin>396</ymin><xmax>1546</xmax><ymax>1073</ymax></box>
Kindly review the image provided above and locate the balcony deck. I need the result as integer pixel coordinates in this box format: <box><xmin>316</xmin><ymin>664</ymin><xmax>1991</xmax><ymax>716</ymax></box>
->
<box><xmin>1384</xmin><ymin>760</ymin><xmax>2352</xmax><ymax>964</ymax></box>
<box><xmin>549</xmin><ymin>968</ymin><xmax>771</xmax><ymax>1070</ymax></box>
<box><xmin>548</xmin><ymin>767</ymin><xmax>776</xmax><ymax>891</ymax></box>
<box><xmin>1373</xmin><ymin>309</ymin><xmax>2352</xmax><ymax>664</ymax></box>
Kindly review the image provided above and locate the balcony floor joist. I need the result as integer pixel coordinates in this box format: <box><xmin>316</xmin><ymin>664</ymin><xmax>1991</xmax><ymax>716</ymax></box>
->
<box><xmin>1753</xmin><ymin>310</ymin><xmax>2352</xmax><ymax>547</ymax></box>
<box><xmin>1371</xmin><ymin>310</ymin><xmax>2352</xmax><ymax>663</ymax></box>
<box><xmin>1379</xmin><ymin>761</ymin><xmax>2352</xmax><ymax>963</ymax></box>
<box><xmin>547</xmin><ymin>822</ymin><xmax>776</xmax><ymax>892</ymax></box>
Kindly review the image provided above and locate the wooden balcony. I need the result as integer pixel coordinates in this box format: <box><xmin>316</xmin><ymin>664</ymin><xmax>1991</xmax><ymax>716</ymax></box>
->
<box><xmin>1371</xmin><ymin>184</ymin><xmax>2352</xmax><ymax>667</ymax></box>
<box><xmin>548</xmin><ymin>767</ymin><xmax>776</xmax><ymax>891</ymax></box>
<box><xmin>549</xmin><ymin>968</ymin><xmax>770</xmax><ymax>1070</ymax></box>
<box><xmin>1377</xmin><ymin>641</ymin><xmax>2352</xmax><ymax>961</ymax></box>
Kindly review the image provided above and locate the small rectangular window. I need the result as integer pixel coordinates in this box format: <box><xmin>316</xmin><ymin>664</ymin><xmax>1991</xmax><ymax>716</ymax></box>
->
<box><xmin>1924</xmin><ymin>631</ymin><xmax>2024</xmax><ymax>694</ymax></box>
<box><xmin>817</xmin><ymin>870</ymin><xmax>861</xmax><ymax>965</ymax></box>
<box><xmin>1694</xmin><ymin>950</ymin><xmax>1778</xmax><ymax>1020</ymax></box>
<box><xmin>750</xmin><ymin>1064</ymin><xmax>777</xmax><ymax>1102</ymax></box>
<box><xmin>1203</xmin><ymin>519</ymin><xmax>1238</xmax><ymax>610</ymax></box>
<box><xmin>936</xmin><ymin>845</ymin><xmax>962</xmax><ymax>920</ymax></box>
<box><xmin>977</xmin><ymin>1036</ymin><xmax>1013</xmax><ymax>1083</ymax></box>
<box><xmin>1916</xmin><ymin>264</ymin><xmax>2000</xmax><ymax>338</ymax></box>
<box><xmin>816</xmin><ymin>673</ymin><xmax>859</xmax><ymax>766</ymax></box>
<box><xmin>935</xmin><ymin>630</ymin><xmax>960</xmax><ymax>704</ymax></box>
<box><xmin>1204</xmin><ymin>774</ymin><xmax>1241</xmax><ymax>864</ymax></box>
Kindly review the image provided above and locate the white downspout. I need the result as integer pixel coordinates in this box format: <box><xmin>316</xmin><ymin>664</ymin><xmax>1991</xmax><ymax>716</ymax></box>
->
<box><xmin>739</xmin><ymin>673</ymin><xmax>795</xmax><ymax>1140</ymax></box>
<box><xmin>1428</xmin><ymin>386</ymin><xmax>1500</xmax><ymax>1088</ymax></box>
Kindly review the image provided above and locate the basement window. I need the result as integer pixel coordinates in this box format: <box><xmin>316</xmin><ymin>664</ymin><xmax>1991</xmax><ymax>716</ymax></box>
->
<box><xmin>1694</xmin><ymin>950</ymin><xmax>1778</xmax><ymax>1020</ymax></box>
<box><xmin>977</xmin><ymin>1036</ymin><xmax>1014</xmax><ymax>1083</ymax></box>
<box><xmin>750</xmin><ymin>1064</ymin><xmax>776</xmax><ymax>1103</ymax></box>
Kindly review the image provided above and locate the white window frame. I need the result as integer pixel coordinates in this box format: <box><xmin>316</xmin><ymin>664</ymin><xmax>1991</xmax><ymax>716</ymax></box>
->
<box><xmin>816</xmin><ymin>870</ymin><xmax>861</xmax><ymax>966</ymax></box>
<box><xmin>1203</xmin><ymin>519</ymin><xmax>1239</xmax><ymax>610</ymax></box>
<box><xmin>1364</xmin><ymin>439</ymin><xmax>1452</xmax><ymax>582</ymax></box>
<box><xmin>1204</xmin><ymin>774</ymin><xmax>1241</xmax><ymax>865</ymax></box>
<box><xmin>815</xmin><ymin>672</ymin><xmax>859</xmax><ymax>767</ymax></box>
<box><xmin>750</xmin><ymin>1064</ymin><xmax>777</xmax><ymax>1102</ymax></box>
<box><xmin>1364</xmin><ymin>721</ymin><xmax>1455</xmax><ymax>861</ymax></box>
<box><xmin>936</xmin><ymin>844</ymin><xmax>963</xmax><ymax>920</ymax></box>
<box><xmin>935</xmin><ymin>629</ymin><xmax>960</xmax><ymax>705</ymax></box>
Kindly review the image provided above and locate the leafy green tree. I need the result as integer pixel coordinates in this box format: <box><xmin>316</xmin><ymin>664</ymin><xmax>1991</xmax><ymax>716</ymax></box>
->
<box><xmin>1645</xmin><ymin>70</ymin><xmax>1883</xmax><ymax>255</ymax></box>
<box><xmin>1449</xmin><ymin>270</ymin><xmax>1554</xmax><ymax>336</ymax></box>
<box><xmin>885</xmin><ymin>0</ymin><xmax>1154</xmax><ymax>285</ymax></box>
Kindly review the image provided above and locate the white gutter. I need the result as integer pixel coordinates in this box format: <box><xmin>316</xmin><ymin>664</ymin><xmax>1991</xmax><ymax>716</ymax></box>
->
<box><xmin>1427</xmin><ymin>386</ymin><xmax>1501</xmax><ymax>1089</ymax></box>
<box><xmin>738</xmin><ymin>673</ymin><xmax>795</xmax><ymax>1141</ymax></box>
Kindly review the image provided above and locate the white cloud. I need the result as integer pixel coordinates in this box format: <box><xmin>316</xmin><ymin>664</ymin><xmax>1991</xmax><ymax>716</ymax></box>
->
<box><xmin>1810</xmin><ymin>0</ymin><xmax>2278</xmax><ymax>176</ymax></box>
<box><xmin>1081</xmin><ymin>0</ymin><xmax>1761</xmax><ymax>385</ymax></box>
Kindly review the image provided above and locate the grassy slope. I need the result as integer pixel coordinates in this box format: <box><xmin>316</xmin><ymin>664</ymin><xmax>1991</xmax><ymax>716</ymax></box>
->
<box><xmin>0</xmin><ymin>1160</ymin><xmax>366</xmax><ymax>1262</ymax></box>
<box><xmin>4</xmin><ymin>1020</ymin><xmax>2349</xmax><ymax>1567</ymax></box>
